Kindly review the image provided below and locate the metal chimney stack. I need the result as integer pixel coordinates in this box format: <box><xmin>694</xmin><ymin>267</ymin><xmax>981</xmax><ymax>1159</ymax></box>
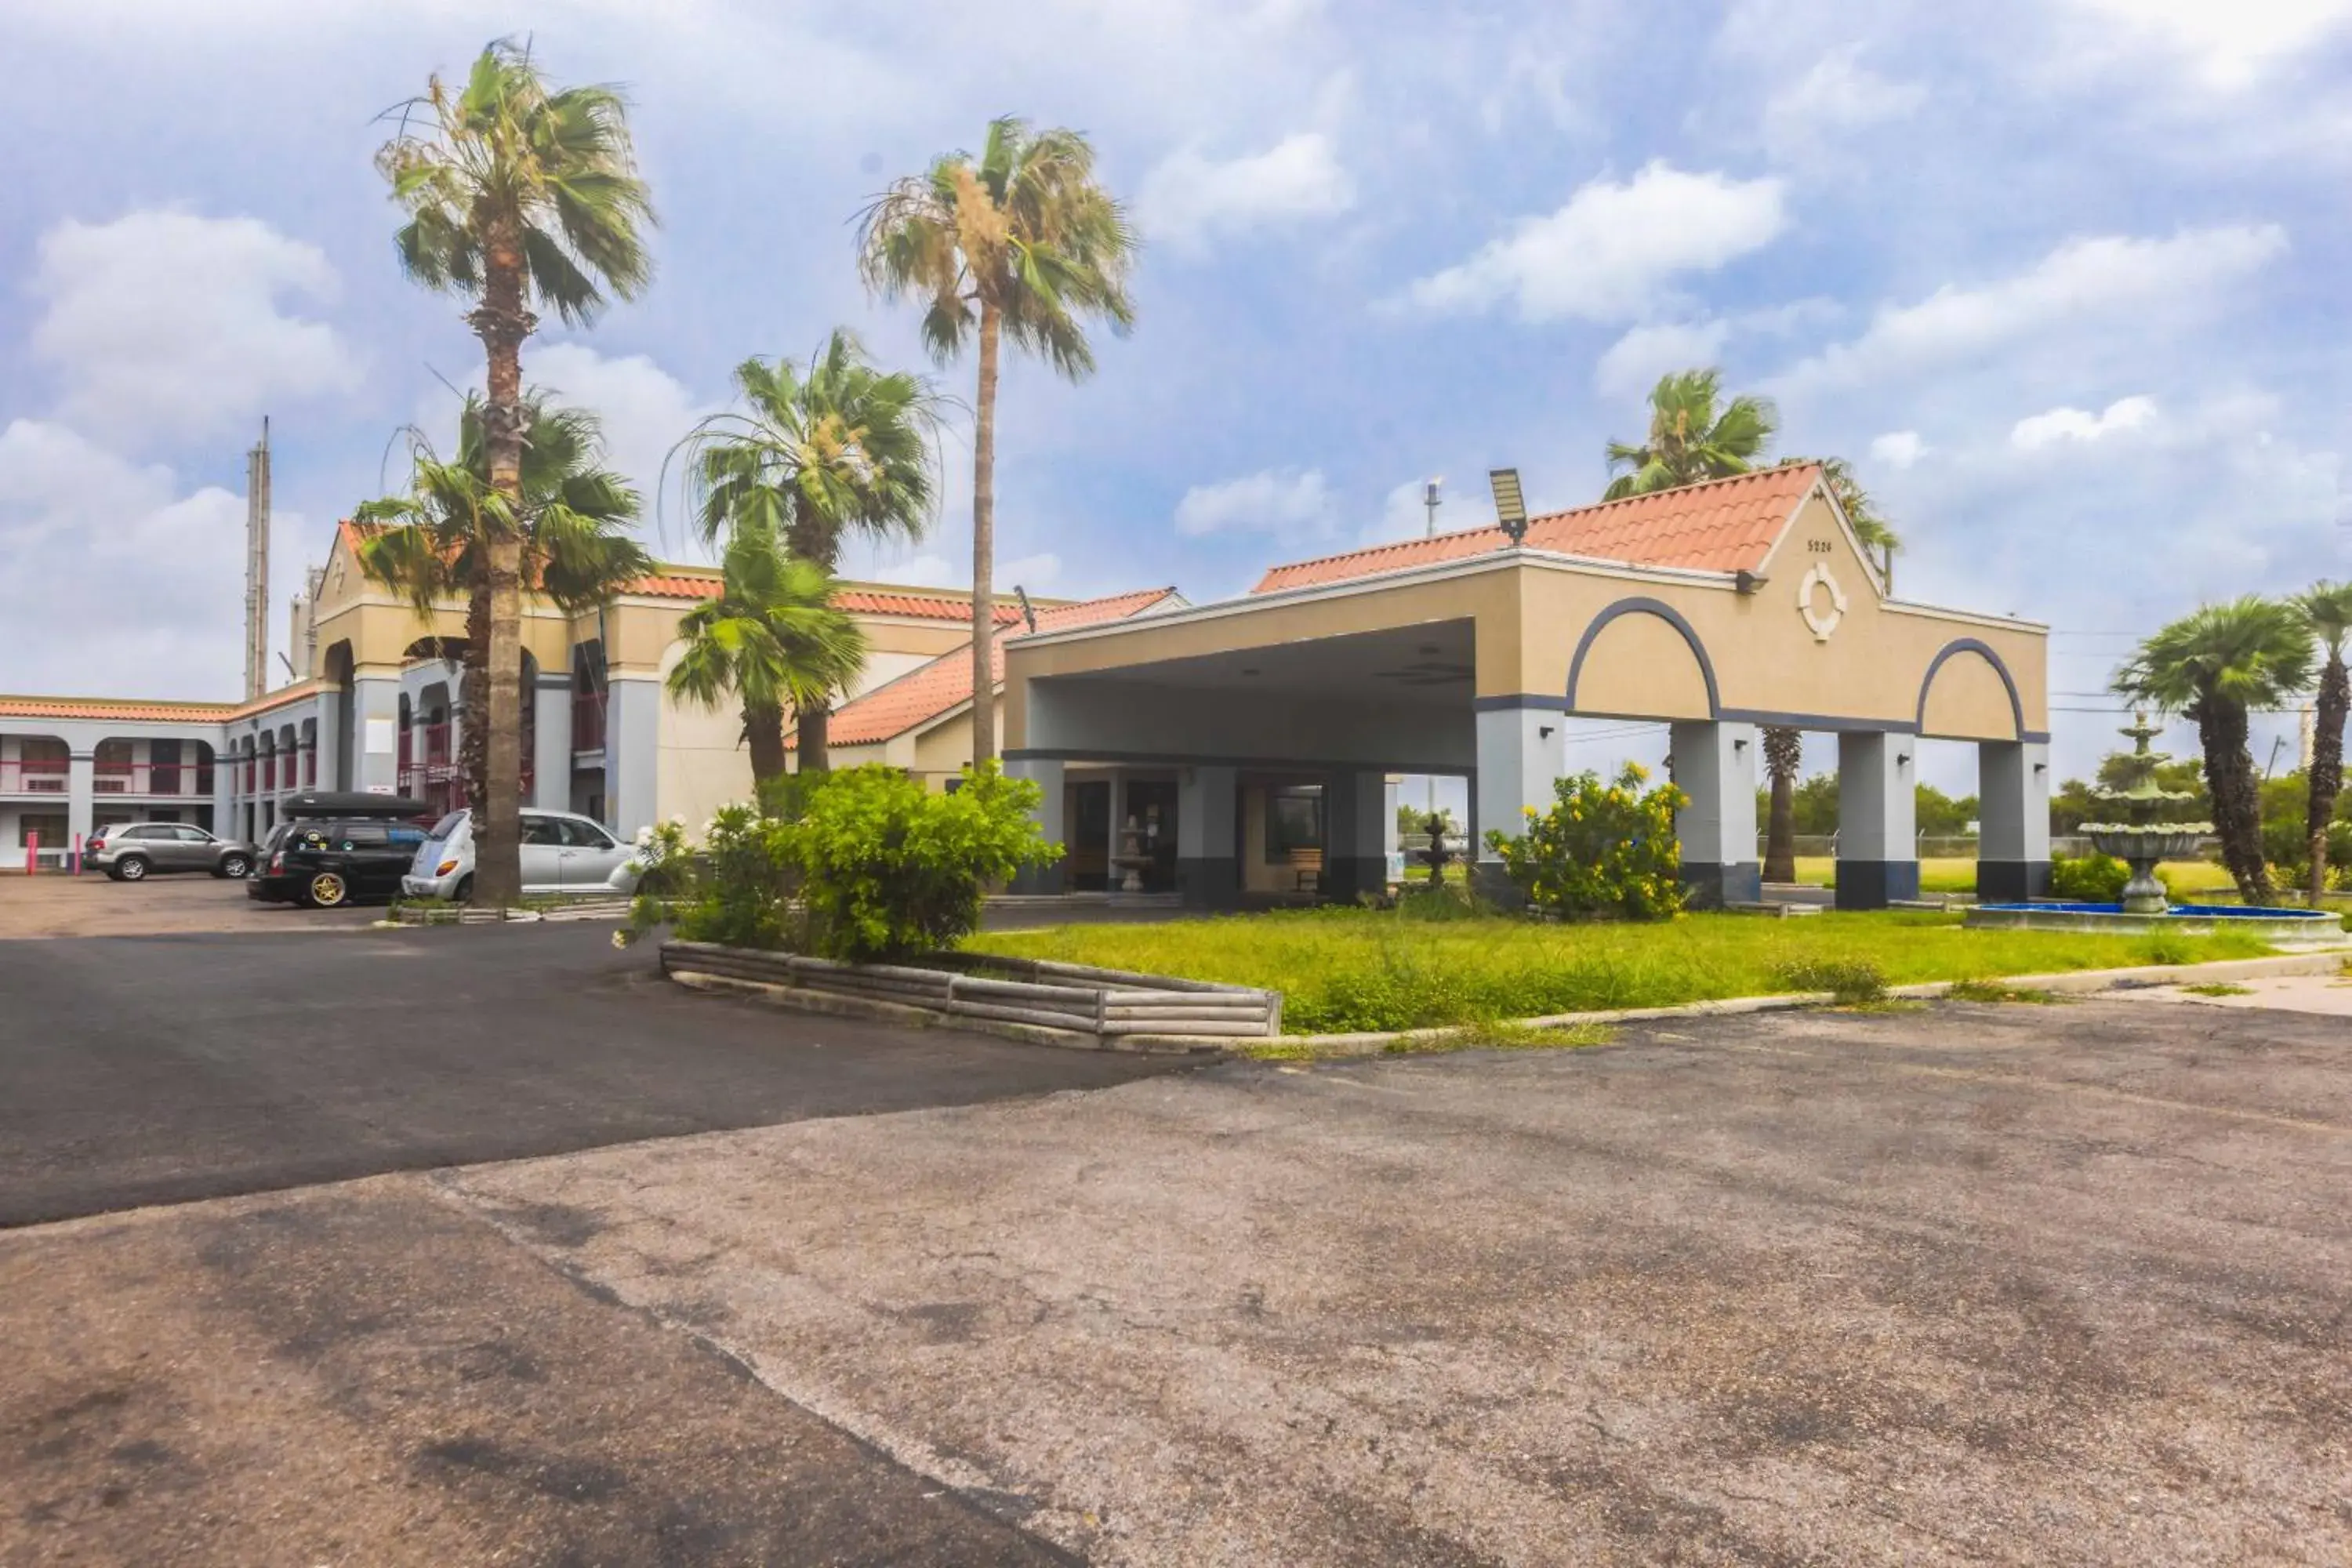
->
<box><xmin>243</xmin><ymin>418</ymin><xmax>271</xmax><ymax>699</ymax></box>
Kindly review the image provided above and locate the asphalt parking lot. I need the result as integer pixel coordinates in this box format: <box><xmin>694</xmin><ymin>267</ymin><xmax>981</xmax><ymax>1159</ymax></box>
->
<box><xmin>0</xmin><ymin>869</ymin><xmax>373</xmax><ymax>939</ymax></box>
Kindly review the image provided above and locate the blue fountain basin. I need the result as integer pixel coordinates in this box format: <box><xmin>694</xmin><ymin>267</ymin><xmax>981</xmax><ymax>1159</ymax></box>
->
<box><xmin>1966</xmin><ymin>902</ymin><xmax>2348</xmax><ymax>949</ymax></box>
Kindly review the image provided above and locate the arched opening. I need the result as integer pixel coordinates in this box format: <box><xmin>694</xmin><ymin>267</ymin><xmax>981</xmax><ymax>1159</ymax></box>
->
<box><xmin>1566</xmin><ymin>601</ymin><xmax>1719</xmax><ymax>722</ymax></box>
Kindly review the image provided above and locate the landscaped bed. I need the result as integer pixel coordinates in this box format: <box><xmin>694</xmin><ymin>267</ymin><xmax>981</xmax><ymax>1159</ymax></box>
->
<box><xmin>965</xmin><ymin>908</ymin><xmax>2280</xmax><ymax>1034</ymax></box>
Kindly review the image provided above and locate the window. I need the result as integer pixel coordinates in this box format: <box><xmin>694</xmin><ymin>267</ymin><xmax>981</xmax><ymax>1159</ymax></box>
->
<box><xmin>558</xmin><ymin>818</ymin><xmax>615</xmax><ymax>849</ymax></box>
<box><xmin>17</xmin><ymin>813</ymin><xmax>67</xmax><ymax>848</ymax></box>
<box><xmin>426</xmin><ymin>811</ymin><xmax>468</xmax><ymax>842</ymax></box>
<box><xmin>171</xmin><ymin>826</ymin><xmax>210</xmax><ymax>843</ymax></box>
<box><xmin>387</xmin><ymin>825</ymin><xmax>426</xmax><ymax>847</ymax></box>
<box><xmin>521</xmin><ymin>815</ymin><xmax>567</xmax><ymax>846</ymax></box>
<box><xmin>1265</xmin><ymin>786</ymin><xmax>1324</xmax><ymax>858</ymax></box>
<box><xmin>334</xmin><ymin>824</ymin><xmax>388</xmax><ymax>849</ymax></box>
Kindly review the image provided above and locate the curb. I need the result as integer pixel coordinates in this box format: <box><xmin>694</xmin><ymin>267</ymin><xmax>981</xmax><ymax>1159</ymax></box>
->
<box><xmin>668</xmin><ymin>971</ymin><xmax>1226</xmax><ymax>1057</ymax></box>
<box><xmin>1181</xmin><ymin>950</ymin><xmax>2350</xmax><ymax>1059</ymax></box>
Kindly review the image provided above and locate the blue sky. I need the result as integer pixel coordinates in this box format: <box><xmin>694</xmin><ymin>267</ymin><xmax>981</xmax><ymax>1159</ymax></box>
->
<box><xmin>2</xmin><ymin>0</ymin><xmax>2347</xmax><ymax>789</ymax></box>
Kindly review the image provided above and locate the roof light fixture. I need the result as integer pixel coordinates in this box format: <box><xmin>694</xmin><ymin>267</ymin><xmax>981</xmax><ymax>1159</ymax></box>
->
<box><xmin>1489</xmin><ymin>468</ymin><xmax>1528</xmax><ymax>545</ymax></box>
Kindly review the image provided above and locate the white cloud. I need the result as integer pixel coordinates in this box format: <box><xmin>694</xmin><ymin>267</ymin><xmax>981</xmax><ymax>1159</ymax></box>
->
<box><xmin>1405</xmin><ymin>162</ymin><xmax>1788</xmax><ymax>324</ymax></box>
<box><xmin>999</xmin><ymin>551</ymin><xmax>1064</xmax><ymax>591</ymax></box>
<box><xmin>2060</xmin><ymin>0</ymin><xmax>2352</xmax><ymax>88</ymax></box>
<box><xmin>1869</xmin><ymin>430</ymin><xmax>1926</xmax><ymax>469</ymax></box>
<box><xmin>1779</xmin><ymin>226</ymin><xmax>2288</xmax><ymax>394</ymax></box>
<box><xmin>1138</xmin><ymin>132</ymin><xmax>1356</xmax><ymax>249</ymax></box>
<box><xmin>1593</xmin><ymin>320</ymin><xmax>1734</xmax><ymax>400</ymax></box>
<box><xmin>0</xmin><ymin>418</ymin><xmax>269</xmax><ymax>698</ymax></box>
<box><xmin>30</xmin><ymin>209</ymin><xmax>358</xmax><ymax>448</ymax></box>
<box><xmin>2009</xmin><ymin>395</ymin><xmax>2160</xmax><ymax>450</ymax></box>
<box><xmin>1762</xmin><ymin>47</ymin><xmax>1926</xmax><ymax>158</ymax></box>
<box><xmin>1174</xmin><ymin>468</ymin><xmax>1334</xmax><ymax>543</ymax></box>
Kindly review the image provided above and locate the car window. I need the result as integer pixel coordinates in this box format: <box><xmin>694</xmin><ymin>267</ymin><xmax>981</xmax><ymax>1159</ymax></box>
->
<box><xmin>173</xmin><ymin>826</ymin><xmax>210</xmax><ymax>842</ymax></box>
<box><xmin>521</xmin><ymin>815</ymin><xmax>567</xmax><ymax>846</ymax></box>
<box><xmin>427</xmin><ymin>811</ymin><xmax>468</xmax><ymax>842</ymax></box>
<box><xmin>122</xmin><ymin>826</ymin><xmax>161</xmax><ymax>840</ymax></box>
<box><xmin>561</xmin><ymin>818</ymin><xmax>616</xmax><ymax>849</ymax></box>
<box><xmin>332</xmin><ymin>823</ymin><xmax>388</xmax><ymax>849</ymax></box>
<box><xmin>387</xmin><ymin>825</ymin><xmax>426</xmax><ymax>847</ymax></box>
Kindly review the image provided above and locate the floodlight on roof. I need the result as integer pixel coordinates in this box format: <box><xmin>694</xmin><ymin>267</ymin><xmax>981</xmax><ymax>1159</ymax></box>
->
<box><xmin>1489</xmin><ymin>468</ymin><xmax>1528</xmax><ymax>544</ymax></box>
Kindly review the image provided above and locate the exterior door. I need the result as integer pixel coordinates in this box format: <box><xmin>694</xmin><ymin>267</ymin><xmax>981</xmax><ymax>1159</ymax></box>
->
<box><xmin>165</xmin><ymin>825</ymin><xmax>213</xmax><ymax>869</ymax></box>
<box><xmin>556</xmin><ymin>818</ymin><xmax>628</xmax><ymax>888</ymax></box>
<box><xmin>518</xmin><ymin>814</ymin><xmax>567</xmax><ymax>892</ymax></box>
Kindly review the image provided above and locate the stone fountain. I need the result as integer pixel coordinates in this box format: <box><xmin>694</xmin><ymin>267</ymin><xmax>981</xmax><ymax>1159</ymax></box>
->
<box><xmin>2082</xmin><ymin>711</ymin><xmax>2208</xmax><ymax>915</ymax></box>
<box><xmin>1965</xmin><ymin>712</ymin><xmax>2345</xmax><ymax>949</ymax></box>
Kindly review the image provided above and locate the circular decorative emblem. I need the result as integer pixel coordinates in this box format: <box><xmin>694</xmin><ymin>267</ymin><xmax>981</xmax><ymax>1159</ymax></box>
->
<box><xmin>1798</xmin><ymin>562</ymin><xmax>1847</xmax><ymax>641</ymax></box>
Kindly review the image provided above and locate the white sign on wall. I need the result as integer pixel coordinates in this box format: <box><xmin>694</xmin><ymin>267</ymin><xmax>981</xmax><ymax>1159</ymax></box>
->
<box><xmin>364</xmin><ymin>717</ymin><xmax>395</xmax><ymax>755</ymax></box>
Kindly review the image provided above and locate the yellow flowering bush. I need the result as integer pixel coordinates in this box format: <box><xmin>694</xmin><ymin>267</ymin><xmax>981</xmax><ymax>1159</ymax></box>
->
<box><xmin>1486</xmin><ymin>763</ymin><xmax>1687</xmax><ymax>920</ymax></box>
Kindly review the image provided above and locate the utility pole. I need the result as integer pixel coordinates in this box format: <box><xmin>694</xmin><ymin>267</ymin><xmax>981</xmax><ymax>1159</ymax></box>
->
<box><xmin>1423</xmin><ymin>477</ymin><xmax>1443</xmax><ymax>538</ymax></box>
<box><xmin>243</xmin><ymin>418</ymin><xmax>272</xmax><ymax>699</ymax></box>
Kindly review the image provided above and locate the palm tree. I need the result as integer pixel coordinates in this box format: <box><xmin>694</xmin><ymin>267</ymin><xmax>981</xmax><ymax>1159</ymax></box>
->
<box><xmin>857</xmin><ymin>116</ymin><xmax>1138</xmax><ymax>765</ymax></box>
<box><xmin>376</xmin><ymin>38</ymin><xmax>655</xmax><ymax>902</ymax></box>
<box><xmin>2296</xmin><ymin>582</ymin><xmax>2352</xmax><ymax>901</ymax></box>
<box><xmin>666</xmin><ymin>531</ymin><xmax>868</xmax><ymax>785</ymax></box>
<box><xmin>1781</xmin><ymin>455</ymin><xmax>1900</xmax><ymax>587</ymax></box>
<box><xmin>357</xmin><ymin>396</ymin><xmax>652</xmax><ymax>837</ymax></box>
<box><xmin>1603</xmin><ymin>368</ymin><xmax>1777</xmax><ymax>500</ymax></box>
<box><xmin>673</xmin><ymin>331</ymin><xmax>938</xmax><ymax>770</ymax></box>
<box><xmin>1761</xmin><ymin>724</ymin><xmax>1803</xmax><ymax>884</ymax></box>
<box><xmin>2114</xmin><ymin>597</ymin><xmax>2314</xmax><ymax>904</ymax></box>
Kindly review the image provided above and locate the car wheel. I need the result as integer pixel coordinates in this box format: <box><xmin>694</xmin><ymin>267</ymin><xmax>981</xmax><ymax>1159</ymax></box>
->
<box><xmin>454</xmin><ymin>874</ymin><xmax>474</xmax><ymax>904</ymax></box>
<box><xmin>115</xmin><ymin>855</ymin><xmax>150</xmax><ymax>883</ymax></box>
<box><xmin>216</xmin><ymin>853</ymin><xmax>252</xmax><ymax>880</ymax></box>
<box><xmin>305</xmin><ymin>871</ymin><xmax>350</xmax><ymax>909</ymax></box>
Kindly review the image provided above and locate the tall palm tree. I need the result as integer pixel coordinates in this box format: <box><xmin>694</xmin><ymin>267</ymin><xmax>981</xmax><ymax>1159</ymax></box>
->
<box><xmin>666</xmin><ymin>532</ymin><xmax>868</xmax><ymax>785</ymax></box>
<box><xmin>357</xmin><ymin>396</ymin><xmax>652</xmax><ymax>834</ymax></box>
<box><xmin>857</xmin><ymin>116</ymin><xmax>1138</xmax><ymax>764</ymax></box>
<box><xmin>2297</xmin><ymin>581</ymin><xmax>2352</xmax><ymax>901</ymax></box>
<box><xmin>672</xmin><ymin>330</ymin><xmax>938</xmax><ymax>770</ymax></box>
<box><xmin>1602</xmin><ymin>368</ymin><xmax>1777</xmax><ymax>500</ymax></box>
<box><xmin>1761</xmin><ymin>724</ymin><xmax>1803</xmax><ymax>884</ymax></box>
<box><xmin>2115</xmin><ymin>597</ymin><xmax>2314</xmax><ymax>904</ymax></box>
<box><xmin>376</xmin><ymin>38</ymin><xmax>655</xmax><ymax>902</ymax></box>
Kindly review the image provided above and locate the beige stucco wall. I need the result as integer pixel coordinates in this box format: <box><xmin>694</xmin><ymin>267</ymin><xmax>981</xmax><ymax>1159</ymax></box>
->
<box><xmin>655</xmin><ymin>644</ymin><xmax>757</xmax><ymax>826</ymax></box>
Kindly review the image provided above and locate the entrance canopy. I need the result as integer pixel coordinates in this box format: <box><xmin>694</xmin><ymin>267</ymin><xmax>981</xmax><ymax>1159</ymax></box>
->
<box><xmin>1003</xmin><ymin>466</ymin><xmax>2049</xmax><ymax>909</ymax></box>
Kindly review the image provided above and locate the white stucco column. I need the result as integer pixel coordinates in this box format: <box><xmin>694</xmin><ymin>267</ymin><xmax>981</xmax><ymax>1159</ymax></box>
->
<box><xmin>1977</xmin><ymin>740</ymin><xmax>2051</xmax><ymax>902</ymax></box>
<box><xmin>350</xmin><ymin>673</ymin><xmax>403</xmax><ymax>794</ymax></box>
<box><xmin>1473</xmin><ymin>706</ymin><xmax>1563</xmax><ymax>900</ymax></box>
<box><xmin>1005</xmin><ymin>755</ymin><xmax>1065</xmax><ymax>895</ymax></box>
<box><xmin>66</xmin><ymin>751</ymin><xmax>95</xmax><ymax>862</ymax></box>
<box><xmin>310</xmin><ymin>690</ymin><xmax>342</xmax><ymax>793</ymax></box>
<box><xmin>1670</xmin><ymin>720</ymin><xmax>1761</xmax><ymax>908</ymax></box>
<box><xmin>532</xmin><ymin>674</ymin><xmax>573</xmax><ymax>812</ymax></box>
<box><xmin>1325</xmin><ymin>768</ymin><xmax>1389</xmax><ymax>901</ymax></box>
<box><xmin>1836</xmin><ymin>731</ymin><xmax>1919</xmax><ymax>909</ymax></box>
<box><xmin>1105</xmin><ymin>769</ymin><xmax>1128</xmax><ymax>890</ymax></box>
<box><xmin>1178</xmin><ymin>764</ymin><xmax>1239</xmax><ymax>909</ymax></box>
<box><xmin>603</xmin><ymin>675</ymin><xmax>662</xmax><ymax>840</ymax></box>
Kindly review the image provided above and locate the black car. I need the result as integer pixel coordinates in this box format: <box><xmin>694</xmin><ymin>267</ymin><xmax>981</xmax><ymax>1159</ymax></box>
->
<box><xmin>247</xmin><ymin>793</ymin><xmax>433</xmax><ymax>909</ymax></box>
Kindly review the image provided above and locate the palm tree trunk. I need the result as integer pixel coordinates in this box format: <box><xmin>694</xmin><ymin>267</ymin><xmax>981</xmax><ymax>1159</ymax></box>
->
<box><xmin>746</xmin><ymin>702</ymin><xmax>788</xmax><ymax>784</ymax></box>
<box><xmin>796</xmin><ymin>705</ymin><xmax>831</xmax><ymax>773</ymax></box>
<box><xmin>470</xmin><ymin>223</ymin><xmax>534</xmax><ymax>906</ymax></box>
<box><xmin>2197</xmin><ymin>698</ymin><xmax>2271</xmax><ymax>904</ymax></box>
<box><xmin>460</xmin><ymin>593</ymin><xmax>489</xmax><ymax>814</ymax></box>
<box><xmin>969</xmin><ymin>299</ymin><xmax>1001</xmax><ymax>768</ymax></box>
<box><xmin>1762</xmin><ymin>725</ymin><xmax>1800</xmax><ymax>883</ymax></box>
<box><xmin>2309</xmin><ymin>652</ymin><xmax>2348</xmax><ymax>902</ymax></box>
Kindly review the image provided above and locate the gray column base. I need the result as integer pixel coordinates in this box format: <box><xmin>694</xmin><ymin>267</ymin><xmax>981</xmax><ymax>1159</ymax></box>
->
<box><xmin>1679</xmin><ymin>862</ymin><xmax>1762</xmax><ymax>910</ymax></box>
<box><xmin>1321</xmin><ymin>854</ymin><xmax>1388</xmax><ymax>903</ymax></box>
<box><xmin>1178</xmin><ymin>857</ymin><xmax>1240</xmax><ymax>910</ymax></box>
<box><xmin>1835</xmin><ymin>859</ymin><xmax>1922</xmax><ymax>910</ymax></box>
<box><xmin>1976</xmin><ymin>860</ymin><xmax>2050</xmax><ymax>903</ymax></box>
<box><xmin>1470</xmin><ymin>861</ymin><xmax>1523</xmax><ymax>909</ymax></box>
<box><xmin>1011</xmin><ymin>862</ymin><xmax>1065</xmax><ymax>896</ymax></box>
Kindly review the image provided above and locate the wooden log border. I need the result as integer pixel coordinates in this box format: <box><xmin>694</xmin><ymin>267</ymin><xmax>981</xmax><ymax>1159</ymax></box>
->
<box><xmin>660</xmin><ymin>941</ymin><xmax>1282</xmax><ymax>1041</ymax></box>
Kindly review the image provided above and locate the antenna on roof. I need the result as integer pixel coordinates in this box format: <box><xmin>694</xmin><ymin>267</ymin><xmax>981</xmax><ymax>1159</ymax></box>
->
<box><xmin>1489</xmin><ymin>468</ymin><xmax>1528</xmax><ymax>546</ymax></box>
<box><xmin>1422</xmin><ymin>477</ymin><xmax>1443</xmax><ymax>538</ymax></box>
<box><xmin>1014</xmin><ymin>585</ymin><xmax>1038</xmax><ymax>634</ymax></box>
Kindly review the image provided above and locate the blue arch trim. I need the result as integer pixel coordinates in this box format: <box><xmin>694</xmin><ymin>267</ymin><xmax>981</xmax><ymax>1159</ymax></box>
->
<box><xmin>1916</xmin><ymin>637</ymin><xmax>2026</xmax><ymax>740</ymax></box>
<box><xmin>1565</xmin><ymin>597</ymin><xmax>1721</xmax><ymax>717</ymax></box>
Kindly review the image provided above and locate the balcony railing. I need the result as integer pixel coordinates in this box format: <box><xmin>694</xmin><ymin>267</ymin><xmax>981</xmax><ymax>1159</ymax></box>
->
<box><xmin>572</xmin><ymin>694</ymin><xmax>606</xmax><ymax>752</ymax></box>
<box><xmin>94</xmin><ymin>762</ymin><xmax>218</xmax><ymax>797</ymax></box>
<box><xmin>0</xmin><ymin>760</ymin><xmax>69</xmax><ymax>794</ymax></box>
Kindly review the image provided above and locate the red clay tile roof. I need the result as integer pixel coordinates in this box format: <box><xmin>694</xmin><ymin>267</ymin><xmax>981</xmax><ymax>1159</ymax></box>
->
<box><xmin>1250</xmin><ymin>465</ymin><xmax>1823</xmax><ymax>594</ymax></box>
<box><xmin>0</xmin><ymin>683</ymin><xmax>325</xmax><ymax>726</ymax></box>
<box><xmin>814</xmin><ymin>587</ymin><xmax>1185</xmax><ymax>747</ymax></box>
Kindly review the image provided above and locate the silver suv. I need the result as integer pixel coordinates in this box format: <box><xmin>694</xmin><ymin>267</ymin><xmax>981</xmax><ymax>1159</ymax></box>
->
<box><xmin>87</xmin><ymin>822</ymin><xmax>258</xmax><ymax>882</ymax></box>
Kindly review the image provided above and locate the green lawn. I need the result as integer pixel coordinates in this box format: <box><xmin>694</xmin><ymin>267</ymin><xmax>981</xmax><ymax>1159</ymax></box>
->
<box><xmin>966</xmin><ymin>909</ymin><xmax>2276</xmax><ymax>1034</ymax></box>
<box><xmin>1788</xmin><ymin>856</ymin><xmax>2240</xmax><ymax>895</ymax></box>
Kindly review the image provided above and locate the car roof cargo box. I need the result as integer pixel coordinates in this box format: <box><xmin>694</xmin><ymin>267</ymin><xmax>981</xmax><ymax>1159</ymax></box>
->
<box><xmin>281</xmin><ymin>790</ymin><xmax>430</xmax><ymax>820</ymax></box>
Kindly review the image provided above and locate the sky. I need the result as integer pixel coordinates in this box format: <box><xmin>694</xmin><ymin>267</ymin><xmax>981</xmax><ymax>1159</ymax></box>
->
<box><xmin>1</xmin><ymin>0</ymin><xmax>2347</xmax><ymax>792</ymax></box>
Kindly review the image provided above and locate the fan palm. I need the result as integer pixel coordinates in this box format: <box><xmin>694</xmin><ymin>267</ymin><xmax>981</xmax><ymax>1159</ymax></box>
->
<box><xmin>672</xmin><ymin>330</ymin><xmax>938</xmax><ymax>769</ymax></box>
<box><xmin>857</xmin><ymin>115</ymin><xmax>1138</xmax><ymax>764</ymax></box>
<box><xmin>357</xmin><ymin>396</ymin><xmax>652</xmax><ymax>839</ymax></box>
<box><xmin>2296</xmin><ymin>582</ymin><xmax>2352</xmax><ymax>901</ymax></box>
<box><xmin>2114</xmin><ymin>597</ymin><xmax>2314</xmax><ymax>903</ymax></box>
<box><xmin>666</xmin><ymin>532</ymin><xmax>869</xmax><ymax>784</ymax></box>
<box><xmin>1761</xmin><ymin>724</ymin><xmax>1804</xmax><ymax>884</ymax></box>
<box><xmin>1602</xmin><ymin>368</ymin><xmax>1777</xmax><ymax>500</ymax></box>
<box><xmin>376</xmin><ymin>37</ymin><xmax>655</xmax><ymax>902</ymax></box>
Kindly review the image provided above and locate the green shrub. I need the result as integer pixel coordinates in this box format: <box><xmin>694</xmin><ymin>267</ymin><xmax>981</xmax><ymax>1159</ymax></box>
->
<box><xmin>1773</xmin><ymin>956</ymin><xmax>1888</xmax><ymax>1004</ymax></box>
<box><xmin>1486</xmin><ymin>763</ymin><xmax>1687</xmax><ymax>920</ymax></box>
<box><xmin>666</xmin><ymin>803</ymin><xmax>804</xmax><ymax>952</ymax></box>
<box><xmin>786</xmin><ymin>763</ymin><xmax>1060</xmax><ymax>961</ymax></box>
<box><xmin>2048</xmin><ymin>851</ymin><xmax>2128</xmax><ymax>902</ymax></box>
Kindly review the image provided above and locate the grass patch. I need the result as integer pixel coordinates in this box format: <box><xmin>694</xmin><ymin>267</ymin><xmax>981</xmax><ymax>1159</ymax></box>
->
<box><xmin>1944</xmin><ymin>978</ymin><xmax>2067</xmax><ymax>1004</ymax></box>
<box><xmin>967</xmin><ymin>909</ymin><xmax>2274</xmax><ymax>1035</ymax></box>
<box><xmin>1772</xmin><ymin>956</ymin><xmax>1887</xmax><ymax>1004</ymax></box>
<box><xmin>1788</xmin><ymin>855</ymin><xmax>2238</xmax><ymax>895</ymax></box>
<box><xmin>2180</xmin><ymin>981</ymin><xmax>2253</xmax><ymax>997</ymax></box>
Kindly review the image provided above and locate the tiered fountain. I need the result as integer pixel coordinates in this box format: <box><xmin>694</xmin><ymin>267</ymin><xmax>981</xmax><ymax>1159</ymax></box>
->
<box><xmin>1966</xmin><ymin>711</ymin><xmax>2344</xmax><ymax>948</ymax></box>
